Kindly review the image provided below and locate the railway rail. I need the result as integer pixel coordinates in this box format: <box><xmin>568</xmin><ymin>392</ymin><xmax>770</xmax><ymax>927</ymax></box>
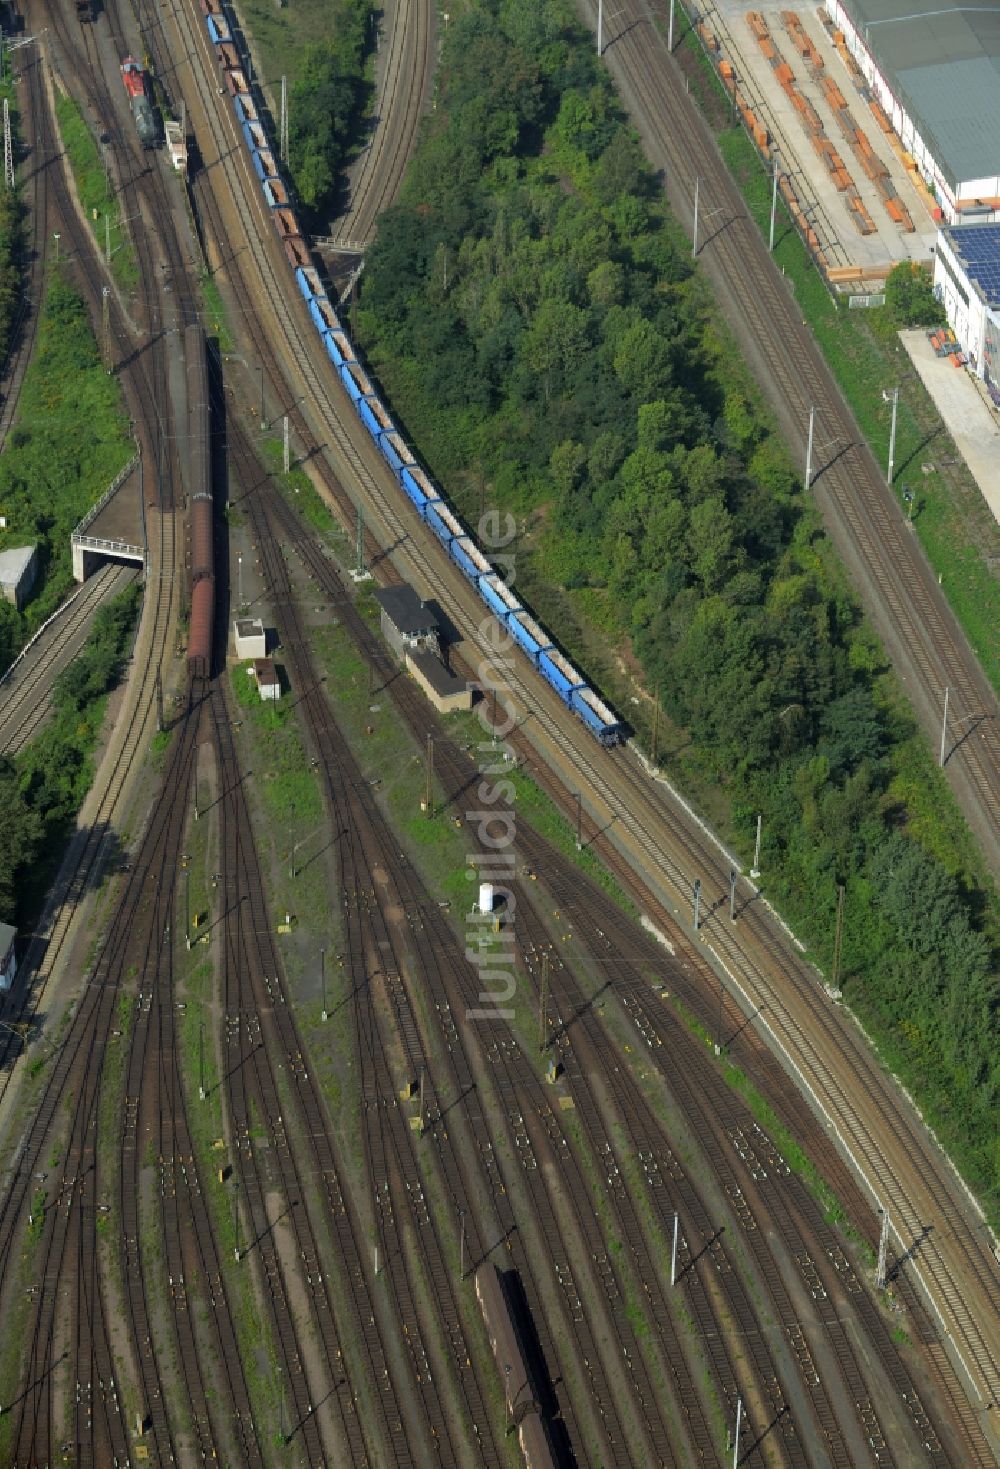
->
<box><xmin>0</xmin><ymin>562</ymin><xmax>139</xmax><ymax>757</ymax></box>
<box><xmin>325</xmin><ymin>0</ymin><xmax>434</xmax><ymax>249</ymax></box>
<box><xmin>262</xmin><ymin>474</ymin><xmax>992</xmax><ymax>1467</ymax></box>
<box><xmin>148</xmin><ymin>0</ymin><xmax>1000</xmax><ymax>1453</ymax></box>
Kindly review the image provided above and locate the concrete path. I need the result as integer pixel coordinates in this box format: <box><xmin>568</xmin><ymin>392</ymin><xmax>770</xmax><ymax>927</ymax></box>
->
<box><xmin>899</xmin><ymin>328</ymin><xmax>1000</xmax><ymax>526</ymax></box>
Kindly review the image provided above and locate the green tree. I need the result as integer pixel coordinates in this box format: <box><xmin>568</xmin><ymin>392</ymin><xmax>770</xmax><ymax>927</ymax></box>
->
<box><xmin>883</xmin><ymin>262</ymin><xmax>945</xmax><ymax>328</ymax></box>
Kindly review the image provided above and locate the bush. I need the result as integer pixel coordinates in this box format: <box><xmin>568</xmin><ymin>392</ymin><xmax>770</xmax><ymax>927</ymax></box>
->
<box><xmin>883</xmin><ymin>261</ymin><xmax>945</xmax><ymax>328</ymax></box>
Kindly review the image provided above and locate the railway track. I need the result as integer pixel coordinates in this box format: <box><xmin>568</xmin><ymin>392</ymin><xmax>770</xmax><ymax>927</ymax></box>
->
<box><xmin>329</xmin><ymin>0</ymin><xmax>435</xmax><ymax>250</ymax></box>
<box><xmin>265</xmin><ymin>477</ymin><xmax>994</xmax><ymax>1467</ymax></box>
<box><xmin>585</xmin><ymin>0</ymin><xmax>1000</xmax><ymax>868</ymax></box>
<box><xmin>158</xmin><ymin>0</ymin><xmax>1000</xmax><ymax>1453</ymax></box>
<box><xmin>0</xmin><ymin>562</ymin><xmax>139</xmax><ymax>756</ymax></box>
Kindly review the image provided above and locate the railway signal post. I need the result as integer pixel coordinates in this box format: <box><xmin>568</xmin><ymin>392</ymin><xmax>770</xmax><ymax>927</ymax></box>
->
<box><xmin>729</xmin><ymin>868</ymin><xmax>737</xmax><ymax>921</ymax></box>
<box><xmin>693</xmin><ymin>879</ymin><xmax>702</xmax><ymax>933</ymax></box>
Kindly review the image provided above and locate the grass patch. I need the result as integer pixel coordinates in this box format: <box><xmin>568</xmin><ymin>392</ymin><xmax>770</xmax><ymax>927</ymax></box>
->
<box><xmin>200</xmin><ymin>271</ymin><xmax>235</xmax><ymax>355</ymax></box>
<box><xmin>0</xmin><ymin>277</ymin><xmax>133</xmax><ymax>671</ymax></box>
<box><xmin>52</xmin><ymin>92</ymin><xmax>138</xmax><ymax>294</ymax></box>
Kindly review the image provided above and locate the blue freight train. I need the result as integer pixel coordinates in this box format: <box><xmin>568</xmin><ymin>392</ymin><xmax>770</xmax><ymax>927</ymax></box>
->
<box><xmin>201</xmin><ymin>4</ymin><xmax>625</xmax><ymax>748</ymax></box>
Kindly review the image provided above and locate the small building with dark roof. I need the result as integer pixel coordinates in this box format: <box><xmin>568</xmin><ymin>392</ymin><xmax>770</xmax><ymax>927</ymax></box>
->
<box><xmin>373</xmin><ymin>585</ymin><xmax>440</xmax><ymax>659</ymax></box>
<box><xmin>406</xmin><ymin>649</ymin><xmax>472</xmax><ymax>714</ymax></box>
<box><xmin>252</xmin><ymin>658</ymin><xmax>281</xmax><ymax>701</ymax></box>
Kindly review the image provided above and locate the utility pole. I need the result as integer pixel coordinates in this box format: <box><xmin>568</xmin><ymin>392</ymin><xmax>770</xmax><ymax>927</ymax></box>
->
<box><xmin>939</xmin><ymin>686</ymin><xmax>950</xmax><ymax>767</ymax></box>
<box><xmin>597</xmin><ymin>0</ymin><xmax>603</xmax><ymax>54</ymax></box>
<box><xmin>769</xmin><ymin>162</ymin><xmax>779</xmax><ymax>251</ymax></box>
<box><xmin>692</xmin><ymin>175</ymin><xmax>700</xmax><ymax>258</ymax></box>
<box><xmin>355</xmin><ymin>503</ymin><xmax>365</xmax><ymax>577</ymax></box>
<box><xmin>283</xmin><ymin>413</ymin><xmax>290</xmax><ymax>474</ymax></box>
<box><xmin>185</xmin><ymin>867</ymin><xmax>191</xmax><ymax>951</ymax></box>
<box><xmin>237</xmin><ymin>553</ymin><xmax>243</xmax><ymax>610</ymax></box>
<box><xmin>539</xmin><ymin>952</ymin><xmax>549</xmax><ymax>1052</ymax></box>
<box><xmin>651</xmin><ymin>687</ymin><xmax>659</xmax><ymax>765</ymax></box>
<box><xmin>155</xmin><ymin>668</ymin><xmax>164</xmax><ymax>733</ymax></box>
<box><xmin>198</xmin><ymin>1017</ymin><xmax>205</xmax><ymax>1101</ymax></box>
<box><xmin>831</xmin><ymin>884</ymin><xmax>845</xmax><ymax>990</ymax></box>
<box><xmin>258</xmin><ymin>364</ymin><xmax>266</xmax><ymax>427</ymax></box>
<box><xmin>876</xmin><ymin>1207</ymin><xmax>889</xmax><ymax>1289</ymax></box>
<box><xmin>751</xmin><ymin>813</ymin><xmax>762</xmax><ymax>879</ymax></box>
<box><xmin>693</xmin><ymin>878</ymin><xmax>702</xmax><ymax>933</ymax></box>
<box><xmin>105</xmin><ymin>211</ymin><xmax>111</xmax><ymax>266</ymax></box>
<box><xmin>3</xmin><ymin>99</ymin><xmax>12</xmax><ymax>190</ymax></box>
<box><xmin>279</xmin><ymin>75</ymin><xmax>288</xmax><ymax>163</ymax></box>
<box><xmin>804</xmin><ymin>405</ymin><xmax>815</xmax><ymax>489</ymax></box>
<box><xmin>418</xmin><ymin>1067</ymin><xmax>425</xmax><ymax>1133</ymax></box>
<box><xmin>231</xmin><ymin>1185</ymin><xmax>241</xmax><ymax>1261</ymax></box>
<box><xmin>459</xmin><ymin>1208</ymin><xmax>466</xmax><ymax>1279</ymax></box>
<box><xmin>575</xmin><ymin>792</ymin><xmax>582</xmax><ymax>850</ymax></box>
<box><xmin>732</xmin><ymin>1397</ymin><xmax>743</xmax><ymax>1469</ymax></box>
<box><xmin>424</xmin><ymin>735</ymin><xmax>434</xmax><ymax>817</ymax></box>
<box><xmin>102</xmin><ymin>286</ymin><xmax>111</xmax><ymax>369</ymax></box>
<box><xmin>320</xmin><ymin>948</ymin><xmax>328</xmax><ymax>1021</ymax></box>
<box><xmin>668</xmin><ymin>0</ymin><xmax>676</xmax><ymax>51</ymax></box>
<box><xmin>729</xmin><ymin>868</ymin><xmax>737</xmax><ymax>922</ymax></box>
<box><xmin>887</xmin><ymin>385</ymin><xmax>899</xmax><ymax>485</ymax></box>
<box><xmin>671</xmin><ymin>1211</ymin><xmax>679</xmax><ymax>1286</ymax></box>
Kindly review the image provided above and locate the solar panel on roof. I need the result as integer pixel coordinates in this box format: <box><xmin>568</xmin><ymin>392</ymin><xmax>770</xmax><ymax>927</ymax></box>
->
<box><xmin>944</xmin><ymin>224</ymin><xmax>1000</xmax><ymax>307</ymax></box>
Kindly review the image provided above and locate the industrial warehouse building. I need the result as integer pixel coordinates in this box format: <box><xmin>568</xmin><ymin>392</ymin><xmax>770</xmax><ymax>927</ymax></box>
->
<box><xmin>933</xmin><ymin>223</ymin><xmax>1000</xmax><ymax>393</ymax></box>
<box><xmin>824</xmin><ymin>0</ymin><xmax>1000</xmax><ymax>224</ymax></box>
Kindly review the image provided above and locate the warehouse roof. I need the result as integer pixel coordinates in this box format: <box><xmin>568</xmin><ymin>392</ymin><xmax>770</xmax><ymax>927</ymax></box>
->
<box><xmin>941</xmin><ymin>222</ymin><xmax>1000</xmax><ymax>307</ymax></box>
<box><xmin>837</xmin><ymin>0</ymin><xmax>1000</xmax><ymax>188</ymax></box>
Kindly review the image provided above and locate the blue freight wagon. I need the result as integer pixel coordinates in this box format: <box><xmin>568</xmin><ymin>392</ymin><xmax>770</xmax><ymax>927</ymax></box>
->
<box><xmin>450</xmin><ymin>536</ymin><xmax>491</xmax><ymax>583</ymax></box>
<box><xmin>250</xmin><ymin>146</ymin><xmax>279</xmax><ymax>182</ymax></box>
<box><xmin>233</xmin><ymin>94</ymin><xmax>257</xmax><ymax>126</ymax></box>
<box><xmin>380</xmin><ymin>432</ymin><xmax>414</xmax><ymax>478</ymax></box>
<box><xmin>571</xmin><ymin>684</ymin><xmax>624</xmax><ymax>745</ymax></box>
<box><xmin>325</xmin><ymin>330</ymin><xmax>354</xmax><ymax>369</ymax></box>
<box><xmin>340</xmin><ymin>361</ymin><xmax>376</xmax><ymax>405</ymax></box>
<box><xmin>401</xmin><ymin>464</ymin><xmax>435</xmax><ymax>512</ymax></box>
<box><xmin>480</xmin><ymin>572</ymin><xmax>523</xmax><ymax>623</ymax></box>
<box><xmin>206</xmin><ymin>12</ymin><xmax>230</xmax><ymax>44</ymax></box>
<box><xmin>426</xmin><ymin>499</ymin><xmax>465</xmax><ymax>545</ymax></box>
<box><xmin>261</xmin><ymin>177</ymin><xmax>289</xmax><ymax>210</ymax></box>
<box><xmin>295</xmin><ymin>265</ymin><xmax>324</xmax><ymax>305</ymax></box>
<box><xmin>243</xmin><ymin>119</ymin><xmax>268</xmax><ymax>154</ymax></box>
<box><xmin>509</xmin><ymin>609</ymin><xmax>552</xmax><ymax>665</ymax></box>
<box><xmin>310</xmin><ymin>296</ymin><xmax>340</xmax><ymax>337</ymax></box>
<box><xmin>539</xmin><ymin>647</ymin><xmax>585</xmax><ymax>702</ymax></box>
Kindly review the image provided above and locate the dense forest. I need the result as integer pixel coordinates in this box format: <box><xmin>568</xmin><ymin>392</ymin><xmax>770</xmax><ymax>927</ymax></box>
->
<box><xmin>286</xmin><ymin>0</ymin><xmax>374</xmax><ymax>215</ymax></box>
<box><xmin>356</xmin><ymin>0</ymin><xmax>1000</xmax><ymax>1213</ymax></box>
<box><xmin>0</xmin><ymin>584</ymin><xmax>141</xmax><ymax>928</ymax></box>
<box><xmin>0</xmin><ymin>185</ymin><xmax>23</xmax><ymax>370</ymax></box>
